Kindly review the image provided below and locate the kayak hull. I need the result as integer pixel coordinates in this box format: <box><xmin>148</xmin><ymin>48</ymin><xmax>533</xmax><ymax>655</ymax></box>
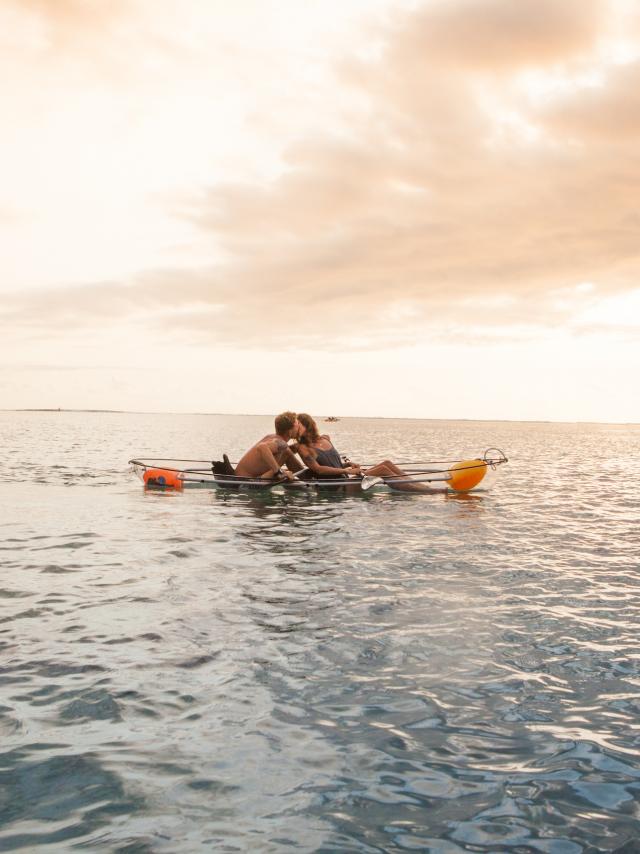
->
<box><xmin>129</xmin><ymin>452</ymin><xmax>507</xmax><ymax>494</ymax></box>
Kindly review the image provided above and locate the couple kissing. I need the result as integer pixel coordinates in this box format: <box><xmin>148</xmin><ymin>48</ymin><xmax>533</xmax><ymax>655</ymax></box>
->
<box><xmin>234</xmin><ymin>411</ymin><xmax>417</xmax><ymax>486</ymax></box>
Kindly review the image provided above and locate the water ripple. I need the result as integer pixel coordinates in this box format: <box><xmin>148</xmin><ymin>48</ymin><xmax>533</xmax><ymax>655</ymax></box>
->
<box><xmin>0</xmin><ymin>413</ymin><xmax>639</xmax><ymax>850</ymax></box>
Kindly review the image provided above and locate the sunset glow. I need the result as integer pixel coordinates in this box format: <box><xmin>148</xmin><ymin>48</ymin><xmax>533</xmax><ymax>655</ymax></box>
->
<box><xmin>2</xmin><ymin>0</ymin><xmax>639</xmax><ymax>421</ymax></box>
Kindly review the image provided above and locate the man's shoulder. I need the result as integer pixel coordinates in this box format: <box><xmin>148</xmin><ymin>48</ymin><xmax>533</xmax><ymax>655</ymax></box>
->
<box><xmin>259</xmin><ymin>433</ymin><xmax>287</xmax><ymax>448</ymax></box>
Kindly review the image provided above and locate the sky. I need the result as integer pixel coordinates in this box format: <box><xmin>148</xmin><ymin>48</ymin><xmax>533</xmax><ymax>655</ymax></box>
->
<box><xmin>1</xmin><ymin>0</ymin><xmax>639</xmax><ymax>422</ymax></box>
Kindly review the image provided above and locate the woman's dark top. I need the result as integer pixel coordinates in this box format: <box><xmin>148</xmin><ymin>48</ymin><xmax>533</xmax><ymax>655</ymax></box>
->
<box><xmin>310</xmin><ymin>442</ymin><xmax>347</xmax><ymax>478</ymax></box>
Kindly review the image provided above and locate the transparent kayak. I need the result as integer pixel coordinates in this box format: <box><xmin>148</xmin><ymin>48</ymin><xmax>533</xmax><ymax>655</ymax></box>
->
<box><xmin>129</xmin><ymin>449</ymin><xmax>508</xmax><ymax>493</ymax></box>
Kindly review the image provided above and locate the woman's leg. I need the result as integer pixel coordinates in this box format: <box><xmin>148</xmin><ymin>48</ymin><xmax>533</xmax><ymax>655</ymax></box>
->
<box><xmin>364</xmin><ymin>460</ymin><xmax>442</xmax><ymax>493</ymax></box>
<box><xmin>363</xmin><ymin>460</ymin><xmax>406</xmax><ymax>477</ymax></box>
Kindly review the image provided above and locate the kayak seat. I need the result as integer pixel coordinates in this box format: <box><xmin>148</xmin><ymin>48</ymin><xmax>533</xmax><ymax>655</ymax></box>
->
<box><xmin>212</xmin><ymin>454</ymin><xmax>236</xmax><ymax>476</ymax></box>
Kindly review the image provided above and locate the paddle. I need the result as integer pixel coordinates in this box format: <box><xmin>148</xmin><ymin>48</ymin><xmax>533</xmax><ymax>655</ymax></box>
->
<box><xmin>360</xmin><ymin>475</ymin><xmax>383</xmax><ymax>491</ymax></box>
<box><xmin>360</xmin><ymin>471</ymin><xmax>452</xmax><ymax>492</ymax></box>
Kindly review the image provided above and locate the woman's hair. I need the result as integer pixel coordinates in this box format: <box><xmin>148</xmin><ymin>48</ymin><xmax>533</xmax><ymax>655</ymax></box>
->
<box><xmin>297</xmin><ymin>413</ymin><xmax>320</xmax><ymax>446</ymax></box>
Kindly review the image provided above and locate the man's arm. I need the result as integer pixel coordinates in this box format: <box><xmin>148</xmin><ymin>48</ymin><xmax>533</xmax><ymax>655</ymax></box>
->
<box><xmin>283</xmin><ymin>447</ymin><xmax>304</xmax><ymax>473</ymax></box>
<box><xmin>254</xmin><ymin>439</ymin><xmax>285</xmax><ymax>477</ymax></box>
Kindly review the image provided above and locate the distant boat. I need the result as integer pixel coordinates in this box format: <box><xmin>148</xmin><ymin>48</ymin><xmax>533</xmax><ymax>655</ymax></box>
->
<box><xmin>324</xmin><ymin>416</ymin><xmax>340</xmax><ymax>422</ymax></box>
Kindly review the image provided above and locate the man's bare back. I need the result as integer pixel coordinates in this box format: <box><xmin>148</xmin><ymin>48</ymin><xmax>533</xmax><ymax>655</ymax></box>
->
<box><xmin>234</xmin><ymin>412</ymin><xmax>303</xmax><ymax>479</ymax></box>
<box><xmin>235</xmin><ymin>434</ymin><xmax>291</xmax><ymax>478</ymax></box>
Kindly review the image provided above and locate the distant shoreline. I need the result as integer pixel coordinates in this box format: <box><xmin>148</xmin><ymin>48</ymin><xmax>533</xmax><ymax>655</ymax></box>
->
<box><xmin>1</xmin><ymin>408</ymin><xmax>638</xmax><ymax>426</ymax></box>
<box><xmin>9</xmin><ymin>408</ymin><xmax>127</xmax><ymax>413</ymax></box>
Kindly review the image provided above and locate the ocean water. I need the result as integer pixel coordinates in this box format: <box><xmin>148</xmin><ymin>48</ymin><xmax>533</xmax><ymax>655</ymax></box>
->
<box><xmin>1</xmin><ymin>411</ymin><xmax>639</xmax><ymax>853</ymax></box>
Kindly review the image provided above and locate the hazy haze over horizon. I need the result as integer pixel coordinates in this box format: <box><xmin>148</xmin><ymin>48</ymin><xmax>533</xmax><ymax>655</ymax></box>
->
<box><xmin>1</xmin><ymin>0</ymin><xmax>639</xmax><ymax>423</ymax></box>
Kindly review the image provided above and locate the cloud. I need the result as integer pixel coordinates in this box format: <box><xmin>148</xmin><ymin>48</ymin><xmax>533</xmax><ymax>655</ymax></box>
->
<box><xmin>0</xmin><ymin>204</ymin><xmax>31</xmax><ymax>225</ymax></box>
<box><xmin>0</xmin><ymin>0</ymin><xmax>186</xmax><ymax>94</ymax></box>
<box><xmin>385</xmin><ymin>0</ymin><xmax>608</xmax><ymax>72</ymax></box>
<box><xmin>539</xmin><ymin>62</ymin><xmax>640</xmax><ymax>139</ymax></box>
<box><xmin>0</xmin><ymin>363</ymin><xmax>145</xmax><ymax>373</ymax></box>
<box><xmin>5</xmin><ymin>0</ymin><xmax>640</xmax><ymax>350</ymax></box>
<box><xmin>2</xmin><ymin>0</ymin><xmax>135</xmax><ymax>45</ymax></box>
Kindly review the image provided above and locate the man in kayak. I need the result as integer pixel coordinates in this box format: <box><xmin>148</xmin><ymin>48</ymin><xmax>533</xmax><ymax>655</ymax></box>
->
<box><xmin>234</xmin><ymin>411</ymin><xmax>304</xmax><ymax>480</ymax></box>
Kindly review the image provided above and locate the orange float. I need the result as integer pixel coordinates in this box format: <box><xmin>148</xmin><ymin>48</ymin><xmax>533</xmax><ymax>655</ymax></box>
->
<box><xmin>447</xmin><ymin>459</ymin><xmax>487</xmax><ymax>492</ymax></box>
<box><xmin>142</xmin><ymin>468</ymin><xmax>183</xmax><ymax>489</ymax></box>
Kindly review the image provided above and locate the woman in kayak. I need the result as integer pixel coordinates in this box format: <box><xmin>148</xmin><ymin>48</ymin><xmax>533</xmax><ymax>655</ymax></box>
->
<box><xmin>295</xmin><ymin>413</ymin><xmax>415</xmax><ymax>481</ymax></box>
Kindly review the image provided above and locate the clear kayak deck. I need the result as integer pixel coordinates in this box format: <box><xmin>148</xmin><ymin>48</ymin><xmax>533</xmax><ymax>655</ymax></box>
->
<box><xmin>130</xmin><ymin>459</ymin><xmax>374</xmax><ymax>490</ymax></box>
<box><xmin>129</xmin><ymin>450</ymin><xmax>508</xmax><ymax>493</ymax></box>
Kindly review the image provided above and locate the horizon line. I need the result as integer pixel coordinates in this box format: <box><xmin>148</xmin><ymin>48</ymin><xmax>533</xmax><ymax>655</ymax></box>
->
<box><xmin>1</xmin><ymin>408</ymin><xmax>638</xmax><ymax>427</ymax></box>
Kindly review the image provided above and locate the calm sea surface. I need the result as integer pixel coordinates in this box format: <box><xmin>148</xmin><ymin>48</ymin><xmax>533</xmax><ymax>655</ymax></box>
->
<box><xmin>1</xmin><ymin>412</ymin><xmax>639</xmax><ymax>852</ymax></box>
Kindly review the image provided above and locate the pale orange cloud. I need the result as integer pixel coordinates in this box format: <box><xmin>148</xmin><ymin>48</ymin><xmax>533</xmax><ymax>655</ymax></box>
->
<box><xmin>539</xmin><ymin>62</ymin><xmax>640</xmax><ymax>139</ymax></box>
<box><xmin>4</xmin><ymin>0</ymin><xmax>146</xmax><ymax>45</ymax></box>
<box><xmin>0</xmin><ymin>0</ymin><xmax>133</xmax><ymax>60</ymax></box>
<box><xmin>3</xmin><ymin>0</ymin><xmax>640</xmax><ymax>352</ymax></box>
<box><xmin>388</xmin><ymin>0</ymin><xmax>607</xmax><ymax>70</ymax></box>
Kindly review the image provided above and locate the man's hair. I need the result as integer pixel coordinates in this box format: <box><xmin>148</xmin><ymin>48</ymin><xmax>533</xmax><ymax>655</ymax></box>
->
<box><xmin>274</xmin><ymin>411</ymin><xmax>297</xmax><ymax>436</ymax></box>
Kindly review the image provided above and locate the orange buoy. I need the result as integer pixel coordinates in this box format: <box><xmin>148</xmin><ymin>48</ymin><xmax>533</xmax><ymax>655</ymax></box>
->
<box><xmin>142</xmin><ymin>468</ymin><xmax>183</xmax><ymax>489</ymax></box>
<box><xmin>447</xmin><ymin>459</ymin><xmax>487</xmax><ymax>492</ymax></box>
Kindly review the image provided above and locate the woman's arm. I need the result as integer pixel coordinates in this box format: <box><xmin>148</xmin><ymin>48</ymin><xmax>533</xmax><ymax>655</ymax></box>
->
<box><xmin>298</xmin><ymin>445</ymin><xmax>359</xmax><ymax>476</ymax></box>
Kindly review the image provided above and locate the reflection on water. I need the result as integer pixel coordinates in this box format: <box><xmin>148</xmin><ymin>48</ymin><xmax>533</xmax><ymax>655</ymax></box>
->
<box><xmin>0</xmin><ymin>748</ymin><xmax>143</xmax><ymax>850</ymax></box>
<box><xmin>1</xmin><ymin>412</ymin><xmax>639</xmax><ymax>851</ymax></box>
